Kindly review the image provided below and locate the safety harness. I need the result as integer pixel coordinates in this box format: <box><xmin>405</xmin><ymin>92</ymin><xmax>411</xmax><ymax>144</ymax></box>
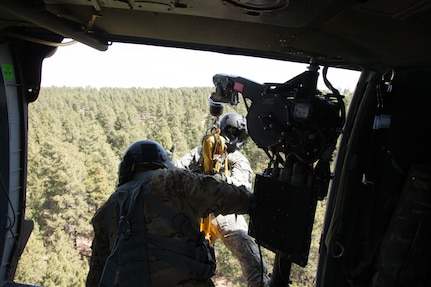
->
<box><xmin>201</xmin><ymin>127</ymin><xmax>228</xmax><ymax>175</ymax></box>
<box><xmin>200</xmin><ymin>127</ymin><xmax>228</xmax><ymax>245</ymax></box>
<box><xmin>99</xmin><ymin>171</ymin><xmax>216</xmax><ymax>287</ymax></box>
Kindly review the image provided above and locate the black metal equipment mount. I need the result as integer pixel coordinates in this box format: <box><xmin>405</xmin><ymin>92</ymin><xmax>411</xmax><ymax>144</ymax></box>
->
<box><xmin>210</xmin><ymin>62</ymin><xmax>345</xmax><ymax>284</ymax></box>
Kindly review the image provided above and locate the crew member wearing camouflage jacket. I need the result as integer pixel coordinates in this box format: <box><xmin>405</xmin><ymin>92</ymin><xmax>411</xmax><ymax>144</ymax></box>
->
<box><xmin>176</xmin><ymin>113</ymin><xmax>270</xmax><ymax>287</ymax></box>
<box><xmin>86</xmin><ymin>139</ymin><xmax>254</xmax><ymax>287</ymax></box>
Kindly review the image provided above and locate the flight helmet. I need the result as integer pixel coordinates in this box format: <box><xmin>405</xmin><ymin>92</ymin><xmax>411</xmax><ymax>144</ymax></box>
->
<box><xmin>219</xmin><ymin>112</ymin><xmax>248</xmax><ymax>153</ymax></box>
<box><xmin>118</xmin><ymin>139</ymin><xmax>173</xmax><ymax>185</ymax></box>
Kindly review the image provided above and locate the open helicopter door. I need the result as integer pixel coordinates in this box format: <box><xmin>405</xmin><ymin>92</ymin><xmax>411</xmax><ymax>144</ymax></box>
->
<box><xmin>0</xmin><ymin>34</ymin><xmax>59</xmax><ymax>286</ymax></box>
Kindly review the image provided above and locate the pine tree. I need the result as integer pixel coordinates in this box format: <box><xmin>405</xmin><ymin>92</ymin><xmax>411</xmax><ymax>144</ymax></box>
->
<box><xmin>18</xmin><ymin>86</ymin><xmax>341</xmax><ymax>286</ymax></box>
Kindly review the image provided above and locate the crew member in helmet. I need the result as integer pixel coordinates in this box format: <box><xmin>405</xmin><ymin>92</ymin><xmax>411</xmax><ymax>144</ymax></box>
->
<box><xmin>176</xmin><ymin>113</ymin><xmax>270</xmax><ymax>287</ymax></box>
<box><xmin>86</xmin><ymin>139</ymin><xmax>255</xmax><ymax>287</ymax></box>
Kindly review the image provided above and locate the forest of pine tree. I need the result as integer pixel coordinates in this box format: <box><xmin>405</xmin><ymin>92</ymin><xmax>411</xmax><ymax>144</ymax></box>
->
<box><xmin>15</xmin><ymin>86</ymin><xmax>351</xmax><ymax>287</ymax></box>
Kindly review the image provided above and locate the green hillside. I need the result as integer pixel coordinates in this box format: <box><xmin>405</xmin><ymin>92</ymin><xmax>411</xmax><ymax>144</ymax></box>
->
<box><xmin>15</xmin><ymin>86</ymin><xmax>346</xmax><ymax>287</ymax></box>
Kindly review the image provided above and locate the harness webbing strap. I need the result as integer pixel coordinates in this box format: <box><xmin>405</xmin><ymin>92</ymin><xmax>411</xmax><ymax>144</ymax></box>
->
<box><xmin>119</xmin><ymin>180</ymin><xmax>151</xmax><ymax>286</ymax></box>
<box><xmin>99</xmin><ymin>173</ymin><xmax>152</xmax><ymax>287</ymax></box>
<box><xmin>99</xmin><ymin>190</ymin><xmax>133</xmax><ymax>287</ymax></box>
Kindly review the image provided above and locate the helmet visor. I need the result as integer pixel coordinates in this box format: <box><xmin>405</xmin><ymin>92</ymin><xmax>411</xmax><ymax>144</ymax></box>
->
<box><xmin>224</xmin><ymin>126</ymin><xmax>248</xmax><ymax>143</ymax></box>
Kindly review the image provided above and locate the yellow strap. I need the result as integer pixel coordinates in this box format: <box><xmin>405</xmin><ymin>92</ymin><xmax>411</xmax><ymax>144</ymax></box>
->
<box><xmin>200</xmin><ymin>128</ymin><xmax>228</xmax><ymax>244</ymax></box>
<box><xmin>200</xmin><ymin>217</ymin><xmax>219</xmax><ymax>245</ymax></box>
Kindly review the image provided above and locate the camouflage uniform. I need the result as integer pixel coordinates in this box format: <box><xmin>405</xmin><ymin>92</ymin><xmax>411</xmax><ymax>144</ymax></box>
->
<box><xmin>177</xmin><ymin>146</ymin><xmax>270</xmax><ymax>287</ymax></box>
<box><xmin>86</xmin><ymin>167</ymin><xmax>253</xmax><ymax>287</ymax></box>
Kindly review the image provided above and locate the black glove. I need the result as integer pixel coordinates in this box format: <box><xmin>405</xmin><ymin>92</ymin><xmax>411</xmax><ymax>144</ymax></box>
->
<box><xmin>213</xmin><ymin>173</ymin><xmax>227</xmax><ymax>182</ymax></box>
<box><xmin>247</xmin><ymin>192</ymin><xmax>257</xmax><ymax>213</ymax></box>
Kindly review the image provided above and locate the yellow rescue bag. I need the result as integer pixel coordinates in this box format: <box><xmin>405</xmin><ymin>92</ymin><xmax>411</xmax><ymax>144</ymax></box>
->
<box><xmin>200</xmin><ymin>127</ymin><xmax>228</xmax><ymax>244</ymax></box>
